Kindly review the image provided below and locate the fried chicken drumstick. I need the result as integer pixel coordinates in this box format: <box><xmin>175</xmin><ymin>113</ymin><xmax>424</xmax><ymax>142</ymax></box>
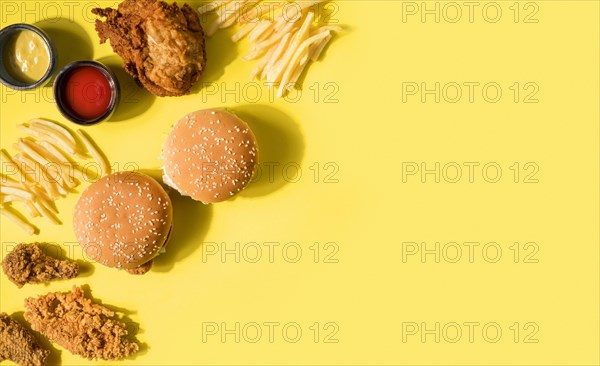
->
<box><xmin>92</xmin><ymin>0</ymin><xmax>206</xmax><ymax>97</ymax></box>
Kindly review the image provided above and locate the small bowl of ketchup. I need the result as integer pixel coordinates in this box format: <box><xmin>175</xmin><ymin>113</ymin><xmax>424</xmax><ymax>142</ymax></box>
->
<box><xmin>54</xmin><ymin>61</ymin><xmax>120</xmax><ymax>125</ymax></box>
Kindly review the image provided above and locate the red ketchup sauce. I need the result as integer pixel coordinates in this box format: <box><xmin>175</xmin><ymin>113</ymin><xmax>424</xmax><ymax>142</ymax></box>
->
<box><xmin>60</xmin><ymin>66</ymin><xmax>112</xmax><ymax>121</ymax></box>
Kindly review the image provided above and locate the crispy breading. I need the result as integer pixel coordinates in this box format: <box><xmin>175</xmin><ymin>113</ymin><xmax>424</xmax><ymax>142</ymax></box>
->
<box><xmin>1</xmin><ymin>243</ymin><xmax>78</xmax><ymax>288</ymax></box>
<box><xmin>24</xmin><ymin>286</ymin><xmax>139</xmax><ymax>361</ymax></box>
<box><xmin>92</xmin><ymin>0</ymin><xmax>206</xmax><ymax>97</ymax></box>
<box><xmin>0</xmin><ymin>313</ymin><xmax>49</xmax><ymax>366</ymax></box>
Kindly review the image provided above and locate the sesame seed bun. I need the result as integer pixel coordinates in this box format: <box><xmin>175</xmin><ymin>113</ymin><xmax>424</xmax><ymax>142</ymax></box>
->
<box><xmin>73</xmin><ymin>172</ymin><xmax>173</xmax><ymax>272</ymax></box>
<box><xmin>162</xmin><ymin>109</ymin><xmax>259</xmax><ymax>203</ymax></box>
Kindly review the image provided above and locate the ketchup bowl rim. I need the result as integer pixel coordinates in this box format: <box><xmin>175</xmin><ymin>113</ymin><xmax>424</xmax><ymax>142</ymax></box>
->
<box><xmin>0</xmin><ymin>23</ymin><xmax>57</xmax><ymax>90</ymax></box>
<box><xmin>53</xmin><ymin>60</ymin><xmax>121</xmax><ymax>126</ymax></box>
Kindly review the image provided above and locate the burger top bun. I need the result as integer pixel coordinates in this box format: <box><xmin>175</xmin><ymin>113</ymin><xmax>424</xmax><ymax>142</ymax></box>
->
<box><xmin>162</xmin><ymin>109</ymin><xmax>259</xmax><ymax>203</ymax></box>
<box><xmin>73</xmin><ymin>171</ymin><xmax>173</xmax><ymax>271</ymax></box>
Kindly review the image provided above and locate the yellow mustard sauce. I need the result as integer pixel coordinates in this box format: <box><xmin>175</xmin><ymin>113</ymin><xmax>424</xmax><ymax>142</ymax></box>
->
<box><xmin>2</xmin><ymin>30</ymin><xmax>50</xmax><ymax>84</ymax></box>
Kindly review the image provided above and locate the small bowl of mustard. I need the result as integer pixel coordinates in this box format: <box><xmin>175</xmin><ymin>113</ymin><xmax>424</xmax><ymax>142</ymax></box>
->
<box><xmin>0</xmin><ymin>23</ymin><xmax>56</xmax><ymax>90</ymax></box>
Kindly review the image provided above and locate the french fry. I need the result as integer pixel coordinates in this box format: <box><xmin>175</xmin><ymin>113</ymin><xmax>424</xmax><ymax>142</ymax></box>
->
<box><xmin>0</xmin><ymin>149</ymin><xmax>32</xmax><ymax>183</ymax></box>
<box><xmin>18</xmin><ymin>124</ymin><xmax>54</xmax><ymax>141</ymax></box>
<box><xmin>277</xmin><ymin>29</ymin><xmax>328</xmax><ymax>97</ymax></box>
<box><xmin>237</xmin><ymin>0</ymin><xmax>261</xmax><ymax>24</ymax></box>
<box><xmin>3</xmin><ymin>117</ymin><xmax>111</xmax><ymax>234</ymax></box>
<box><xmin>29</xmin><ymin>119</ymin><xmax>89</xmax><ymax>160</ymax></box>
<box><xmin>295</xmin><ymin>0</ymin><xmax>328</xmax><ymax>11</ymax></box>
<box><xmin>206</xmin><ymin>0</ymin><xmax>237</xmax><ymax>35</ymax></box>
<box><xmin>0</xmin><ymin>194</ymin><xmax>22</xmax><ymax>203</ymax></box>
<box><xmin>29</xmin><ymin>185</ymin><xmax>58</xmax><ymax>214</ymax></box>
<box><xmin>12</xmin><ymin>154</ymin><xmax>60</xmax><ymax>200</ymax></box>
<box><xmin>0</xmin><ymin>174</ymin><xmax>20</xmax><ymax>188</ymax></box>
<box><xmin>31</xmin><ymin>140</ymin><xmax>78</xmax><ymax>188</ymax></box>
<box><xmin>221</xmin><ymin>1</ymin><xmax>247</xmax><ymax>28</ymax></box>
<box><xmin>237</xmin><ymin>3</ymin><xmax>263</xmax><ymax>24</ymax></box>
<box><xmin>217</xmin><ymin>1</ymin><xmax>240</xmax><ymax>26</ymax></box>
<box><xmin>302</xmin><ymin>28</ymin><xmax>333</xmax><ymax>64</ymax></box>
<box><xmin>206</xmin><ymin>0</ymin><xmax>339</xmax><ymax>96</ymax></box>
<box><xmin>37</xmin><ymin>196</ymin><xmax>58</xmax><ymax>216</ymax></box>
<box><xmin>251</xmin><ymin>46</ymin><xmax>276</xmax><ymax>80</ymax></box>
<box><xmin>15</xmin><ymin>139</ymin><xmax>53</xmax><ymax>168</ymax></box>
<box><xmin>198</xmin><ymin>0</ymin><xmax>228</xmax><ymax>14</ymax></box>
<box><xmin>253</xmin><ymin>20</ymin><xmax>296</xmax><ymax>53</ymax></box>
<box><xmin>9</xmin><ymin>153</ymin><xmax>37</xmax><ymax>183</ymax></box>
<box><xmin>22</xmin><ymin>200</ymin><xmax>41</xmax><ymax>217</ymax></box>
<box><xmin>261</xmin><ymin>32</ymin><xmax>291</xmax><ymax>79</ymax></box>
<box><xmin>0</xmin><ymin>205</ymin><xmax>38</xmax><ymax>235</ymax></box>
<box><xmin>242</xmin><ymin>48</ymin><xmax>264</xmax><ymax>61</ymax></box>
<box><xmin>55</xmin><ymin>180</ymin><xmax>69</xmax><ymax>196</ymax></box>
<box><xmin>29</xmin><ymin>118</ymin><xmax>78</xmax><ymax>150</ymax></box>
<box><xmin>0</xmin><ymin>186</ymin><xmax>34</xmax><ymax>200</ymax></box>
<box><xmin>232</xmin><ymin>21</ymin><xmax>255</xmax><ymax>42</ymax></box>
<box><xmin>76</xmin><ymin>130</ymin><xmax>111</xmax><ymax>177</ymax></box>
<box><xmin>11</xmin><ymin>154</ymin><xmax>37</xmax><ymax>181</ymax></box>
<box><xmin>29</xmin><ymin>118</ymin><xmax>77</xmax><ymax>143</ymax></box>
<box><xmin>70</xmin><ymin>164</ymin><xmax>96</xmax><ymax>183</ymax></box>
<box><xmin>15</xmin><ymin>140</ymin><xmax>71</xmax><ymax>191</ymax></box>
<box><xmin>268</xmin><ymin>11</ymin><xmax>314</xmax><ymax>83</ymax></box>
<box><xmin>38</xmin><ymin>141</ymin><xmax>72</xmax><ymax>165</ymax></box>
<box><xmin>288</xmin><ymin>59</ymin><xmax>309</xmax><ymax>88</ymax></box>
<box><xmin>28</xmin><ymin>123</ymin><xmax>77</xmax><ymax>155</ymax></box>
<box><xmin>248</xmin><ymin>20</ymin><xmax>273</xmax><ymax>42</ymax></box>
<box><xmin>32</xmin><ymin>200</ymin><xmax>62</xmax><ymax>225</ymax></box>
<box><xmin>309</xmin><ymin>33</ymin><xmax>332</xmax><ymax>61</ymax></box>
<box><xmin>38</xmin><ymin>141</ymin><xmax>95</xmax><ymax>182</ymax></box>
<box><xmin>206</xmin><ymin>19</ymin><xmax>221</xmax><ymax>37</ymax></box>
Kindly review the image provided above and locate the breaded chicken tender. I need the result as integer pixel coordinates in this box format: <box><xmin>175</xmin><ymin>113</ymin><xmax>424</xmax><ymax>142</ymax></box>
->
<box><xmin>24</xmin><ymin>286</ymin><xmax>139</xmax><ymax>361</ymax></box>
<box><xmin>0</xmin><ymin>313</ymin><xmax>49</xmax><ymax>366</ymax></box>
<box><xmin>92</xmin><ymin>0</ymin><xmax>206</xmax><ymax>96</ymax></box>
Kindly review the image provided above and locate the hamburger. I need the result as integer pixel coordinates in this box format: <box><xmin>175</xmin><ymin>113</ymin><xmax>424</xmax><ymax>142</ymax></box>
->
<box><xmin>162</xmin><ymin>109</ymin><xmax>259</xmax><ymax>203</ymax></box>
<box><xmin>73</xmin><ymin>171</ymin><xmax>173</xmax><ymax>274</ymax></box>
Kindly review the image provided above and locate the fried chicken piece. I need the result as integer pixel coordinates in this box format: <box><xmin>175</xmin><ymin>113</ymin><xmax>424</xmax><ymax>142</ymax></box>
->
<box><xmin>0</xmin><ymin>313</ymin><xmax>49</xmax><ymax>366</ymax></box>
<box><xmin>92</xmin><ymin>0</ymin><xmax>206</xmax><ymax>97</ymax></box>
<box><xmin>2</xmin><ymin>243</ymin><xmax>78</xmax><ymax>288</ymax></box>
<box><xmin>24</xmin><ymin>286</ymin><xmax>139</xmax><ymax>361</ymax></box>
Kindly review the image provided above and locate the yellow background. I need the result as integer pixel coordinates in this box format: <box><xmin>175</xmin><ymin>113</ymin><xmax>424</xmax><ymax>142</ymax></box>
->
<box><xmin>1</xmin><ymin>0</ymin><xmax>599</xmax><ymax>365</ymax></box>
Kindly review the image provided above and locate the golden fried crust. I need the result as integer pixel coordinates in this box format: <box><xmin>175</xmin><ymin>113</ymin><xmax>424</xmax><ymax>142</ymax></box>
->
<box><xmin>0</xmin><ymin>313</ymin><xmax>49</xmax><ymax>366</ymax></box>
<box><xmin>92</xmin><ymin>0</ymin><xmax>206</xmax><ymax>97</ymax></box>
<box><xmin>1</xmin><ymin>243</ymin><xmax>78</xmax><ymax>288</ymax></box>
<box><xmin>24</xmin><ymin>286</ymin><xmax>139</xmax><ymax>361</ymax></box>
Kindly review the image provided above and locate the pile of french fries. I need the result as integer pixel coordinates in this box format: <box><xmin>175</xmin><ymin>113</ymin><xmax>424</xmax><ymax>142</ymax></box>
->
<box><xmin>0</xmin><ymin>118</ymin><xmax>111</xmax><ymax>235</ymax></box>
<box><xmin>199</xmin><ymin>0</ymin><xmax>341</xmax><ymax>97</ymax></box>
